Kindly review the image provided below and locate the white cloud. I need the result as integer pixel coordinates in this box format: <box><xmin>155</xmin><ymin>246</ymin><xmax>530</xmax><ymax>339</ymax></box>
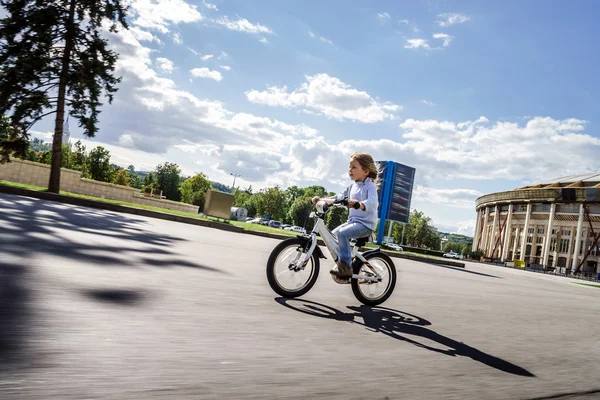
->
<box><xmin>377</xmin><ymin>12</ymin><xmax>391</xmax><ymax>20</ymax></box>
<box><xmin>259</xmin><ymin>37</ymin><xmax>268</xmax><ymax>44</ymax></box>
<box><xmin>156</xmin><ymin>57</ymin><xmax>175</xmax><ymax>73</ymax></box>
<box><xmin>433</xmin><ymin>33</ymin><xmax>453</xmax><ymax>47</ymax></box>
<box><xmin>308</xmin><ymin>31</ymin><xmax>333</xmax><ymax>45</ymax></box>
<box><xmin>399</xmin><ymin>19</ymin><xmax>409</xmax><ymax>24</ymax></box>
<box><xmin>124</xmin><ymin>0</ymin><xmax>203</xmax><ymax>33</ymax></box>
<box><xmin>437</xmin><ymin>12</ymin><xmax>471</xmax><ymax>27</ymax></box>
<box><xmin>246</xmin><ymin>73</ymin><xmax>402</xmax><ymax>123</ymax></box>
<box><xmin>190</xmin><ymin>67</ymin><xmax>223</xmax><ymax>81</ymax></box>
<box><xmin>414</xmin><ymin>186</ymin><xmax>483</xmax><ymax>209</ymax></box>
<box><xmin>203</xmin><ymin>1</ymin><xmax>218</xmax><ymax>11</ymax></box>
<box><xmin>421</xmin><ymin>100</ymin><xmax>434</xmax><ymax>106</ymax></box>
<box><xmin>201</xmin><ymin>54</ymin><xmax>214</xmax><ymax>61</ymax></box>
<box><xmin>455</xmin><ymin>220</ymin><xmax>476</xmax><ymax>236</ymax></box>
<box><xmin>404</xmin><ymin>39</ymin><xmax>430</xmax><ymax>49</ymax></box>
<box><xmin>129</xmin><ymin>27</ymin><xmax>162</xmax><ymax>43</ymax></box>
<box><xmin>215</xmin><ymin>16</ymin><xmax>273</xmax><ymax>34</ymax></box>
<box><xmin>220</xmin><ymin>65</ymin><xmax>231</xmax><ymax>70</ymax></box>
<box><xmin>187</xmin><ymin>47</ymin><xmax>200</xmax><ymax>56</ymax></box>
<box><xmin>172</xmin><ymin>32</ymin><xmax>183</xmax><ymax>44</ymax></box>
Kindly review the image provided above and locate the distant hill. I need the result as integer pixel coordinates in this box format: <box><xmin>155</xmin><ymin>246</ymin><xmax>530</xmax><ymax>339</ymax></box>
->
<box><xmin>439</xmin><ymin>232</ymin><xmax>473</xmax><ymax>245</ymax></box>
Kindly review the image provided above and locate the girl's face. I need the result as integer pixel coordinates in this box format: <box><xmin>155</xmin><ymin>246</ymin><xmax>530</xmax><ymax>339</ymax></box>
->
<box><xmin>349</xmin><ymin>159</ymin><xmax>369</xmax><ymax>182</ymax></box>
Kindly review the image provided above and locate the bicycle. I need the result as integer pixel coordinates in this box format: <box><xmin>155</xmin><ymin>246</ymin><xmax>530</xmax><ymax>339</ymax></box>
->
<box><xmin>266</xmin><ymin>198</ymin><xmax>397</xmax><ymax>306</ymax></box>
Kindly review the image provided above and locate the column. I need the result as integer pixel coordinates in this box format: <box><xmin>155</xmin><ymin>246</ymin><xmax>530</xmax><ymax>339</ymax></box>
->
<box><xmin>571</xmin><ymin>204</ymin><xmax>585</xmax><ymax>272</ymax></box>
<box><xmin>501</xmin><ymin>204</ymin><xmax>514</xmax><ymax>261</ymax></box>
<box><xmin>480</xmin><ymin>207</ymin><xmax>490</xmax><ymax>251</ymax></box>
<box><xmin>488</xmin><ymin>205</ymin><xmax>499</xmax><ymax>257</ymax></box>
<box><xmin>472</xmin><ymin>209</ymin><xmax>481</xmax><ymax>252</ymax></box>
<box><xmin>519</xmin><ymin>203</ymin><xmax>532</xmax><ymax>261</ymax></box>
<box><xmin>542</xmin><ymin>203</ymin><xmax>556</xmax><ymax>266</ymax></box>
<box><xmin>512</xmin><ymin>226</ymin><xmax>519</xmax><ymax>260</ymax></box>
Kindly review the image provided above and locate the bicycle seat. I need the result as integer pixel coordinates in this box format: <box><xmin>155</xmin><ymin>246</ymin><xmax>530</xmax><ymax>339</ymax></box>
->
<box><xmin>353</xmin><ymin>236</ymin><xmax>370</xmax><ymax>247</ymax></box>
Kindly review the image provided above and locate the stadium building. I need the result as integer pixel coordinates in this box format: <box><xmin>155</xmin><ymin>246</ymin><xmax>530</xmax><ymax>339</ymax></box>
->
<box><xmin>473</xmin><ymin>173</ymin><xmax>600</xmax><ymax>275</ymax></box>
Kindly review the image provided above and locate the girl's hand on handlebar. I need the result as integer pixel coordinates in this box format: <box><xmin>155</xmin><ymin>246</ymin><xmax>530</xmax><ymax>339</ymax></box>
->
<box><xmin>348</xmin><ymin>199</ymin><xmax>362</xmax><ymax>210</ymax></box>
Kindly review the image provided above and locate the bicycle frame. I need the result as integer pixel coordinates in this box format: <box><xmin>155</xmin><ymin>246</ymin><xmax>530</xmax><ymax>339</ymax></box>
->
<box><xmin>295</xmin><ymin>206</ymin><xmax>382</xmax><ymax>283</ymax></box>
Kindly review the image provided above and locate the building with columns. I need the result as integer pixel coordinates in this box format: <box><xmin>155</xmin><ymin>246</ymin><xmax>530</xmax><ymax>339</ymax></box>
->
<box><xmin>472</xmin><ymin>173</ymin><xmax>600</xmax><ymax>275</ymax></box>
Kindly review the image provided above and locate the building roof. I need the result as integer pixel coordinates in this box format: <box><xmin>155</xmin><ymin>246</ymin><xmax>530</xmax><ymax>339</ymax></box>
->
<box><xmin>519</xmin><ymin>173</ymin><xmax>600</xmax><ymax>189</ymax></box>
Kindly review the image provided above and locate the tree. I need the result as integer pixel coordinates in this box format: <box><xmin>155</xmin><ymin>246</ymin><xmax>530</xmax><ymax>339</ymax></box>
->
<box><xmin>143</xmin><ymin>172</ymin><xmax>156</xmax><ymax>189</ymax></box>
<box><xmin>288</xmin><ymin>197</ymin><xmax>314</xmax><ymax>231</ymax></box>
<box><xmin>71</xmin><ymin>140</ymin><xmax>87</xmax><ymax>173</ymax></box>
<box><xmin>260</xmin><ymin>186</ymin><xmax>287</xmax><ymax>221</ymax></box>
<box><xmin>88</xmin><ymin>146</ymin><xmax>113</xmax><ymax>182</ymax></box>
<box><xmin>304</xmin><ymin>185</ymin><xmax>327</xmax><ymax>198</ymax></box>
<box><xmin>0</xmin><ymin>0</ymin><xmax>129</xmax><ymax>192</ymax></box>
<box><xmin>112</xmin><ymin>169</ymin><xmax>130</xmax><ymax>186</ymax></box>
<box><xmin>29</xmin><ymin>137</ymin><xmax>51</xmax><ymax>153</ymax></box>
<box><xmin>325</xmin><ymin>206</ymin><xmax>348</xmax><ymax>231</ymax></box>
<box><xmin>155</xmin><ymin>162</ymin><xmax>182</xmax><ymax>201</ymax></box>
<box><xmin>180</xmin><ymin>173</ymin><xmax>212</xmax><ymax>210</ymax></box>
<box><xmin>400</xmin><ymin>209</ymin><xmax>440</xmax><ymax>248</ymax></box>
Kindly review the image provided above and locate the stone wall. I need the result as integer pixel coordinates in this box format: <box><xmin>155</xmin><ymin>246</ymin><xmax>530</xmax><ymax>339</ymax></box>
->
<box><xmin>0</xmin><ymin>158</ymin><xmax>199</xmax><ymax>214</ymax></box>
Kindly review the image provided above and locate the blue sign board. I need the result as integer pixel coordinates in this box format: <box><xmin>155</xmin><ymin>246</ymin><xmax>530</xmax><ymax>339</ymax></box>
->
<box><xmin>376</xmin><ymin>161</ymin><xmax>416</xmax><ymax>244</ymax></box>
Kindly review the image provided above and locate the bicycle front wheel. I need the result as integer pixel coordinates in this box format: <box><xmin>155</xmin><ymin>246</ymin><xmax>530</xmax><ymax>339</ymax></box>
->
<box><xmin>266</xmin><ymin>237</ymin><xmax>320</xmax><ymax>298</ymax></box>
<box><xmin>351</xmin><ymin>252</ymin><xmax>397</xmax><ymax>306</ymax></box>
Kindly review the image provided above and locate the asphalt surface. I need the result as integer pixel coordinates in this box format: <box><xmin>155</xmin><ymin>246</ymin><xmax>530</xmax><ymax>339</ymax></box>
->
<box><xmin>1</xmin><ymin>192</ymin><xmax>600</xmax><ymax>400</ymax></box>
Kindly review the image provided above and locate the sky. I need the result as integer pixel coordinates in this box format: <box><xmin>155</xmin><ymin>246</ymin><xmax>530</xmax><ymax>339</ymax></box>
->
<box><xmin>17</xmin><ymin>0</ymin><xmax>600</xmax><ymax>236</ymax></box>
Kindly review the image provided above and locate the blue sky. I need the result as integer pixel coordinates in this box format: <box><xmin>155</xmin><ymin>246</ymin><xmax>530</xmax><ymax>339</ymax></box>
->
<box><xmin>23</xmin><ymin>0</ymin><xmax>600</xmax><ymax>235</ymax></box>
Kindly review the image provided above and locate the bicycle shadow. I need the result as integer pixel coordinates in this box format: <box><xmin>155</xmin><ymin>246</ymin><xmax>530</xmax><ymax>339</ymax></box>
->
<box><xmin>275</xmin><ymin>298</ymin><xmax>535</xmax><ymax>377</ymax></box>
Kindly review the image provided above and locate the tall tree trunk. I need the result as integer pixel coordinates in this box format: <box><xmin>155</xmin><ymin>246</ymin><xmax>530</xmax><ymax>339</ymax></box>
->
<box><xmin>48</xmin><ymin>0</ymin><xmax>76</xmax><ymax>193</ymax></box>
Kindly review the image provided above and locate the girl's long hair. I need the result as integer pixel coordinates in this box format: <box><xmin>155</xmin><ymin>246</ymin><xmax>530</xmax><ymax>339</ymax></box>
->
<box><xmin>351</xmin><ymin>152</ymin><xmax>379</xmax><ymax>185</ymax></box>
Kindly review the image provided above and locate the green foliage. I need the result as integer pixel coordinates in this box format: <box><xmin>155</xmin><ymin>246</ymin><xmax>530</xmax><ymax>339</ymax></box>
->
<box><xmin>288</xmin><ymin>196</ymin><xmax>314</xmax><ymax>231</ymax></box>
<box><xmin>155</xmin><ymin>162</ymin><xmax>182</xmax><ymax>201</ymax></box>
<box><xmin>304</xmin><ymin>185</ymin><xmax>327</xmax><ymax>198</ymax></box>
<box><xmin>325</xmin><ymin>206</ymin><xmax>348</xmax><ymax>231</ymax></box>
<box><xmin>112</xmin><ymin>169</ymin><xmax>130</xmax><ymax>186</ymax></box>
<box><xmin>87</xmin><ymin>146</ymin><xmax>113</xmax><ymax>182</ymax></box>
<box><xmin>29</xmin><ymin>137</ymin><xmax>51</xmax><ymax>153</ymax></box>
<box><xmin>180</xmin><ymin>173</ymin><xmax>212</xmax><ymax>210</ymax></box>
<box><xmin>396</xmin><ymin>210</ymin><xmax>440</xmax><ymax>249</ymax></box>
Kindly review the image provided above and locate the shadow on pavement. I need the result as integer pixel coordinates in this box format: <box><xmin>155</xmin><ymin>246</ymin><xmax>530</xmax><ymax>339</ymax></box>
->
<box><xmin>0</xmin><ymin>193</ymin><xmax>224</xmax><ymax>370</ymax></box>
<box><xmin>434</xmin><ymin>264</ymin><xmax>503</xmax><ymax>279</ymax></box>
<box><xmin>275</xmin><ymin>298</ymin><xmax>535</xmax><ymax>378</ymax></box>
<box><xmin>0</xmin><ymin>194</ymin><xmax>223</xmax><ymax>273</ymax></box>
<box><xmin>82</xmin><ymin>288</ymin><xmax>147</xmax><ymax>305</ymax></box>
<box><xmin>0</xmin><ymin>262</ymin><xmax>30</xmax><ymax>371</ymax></box>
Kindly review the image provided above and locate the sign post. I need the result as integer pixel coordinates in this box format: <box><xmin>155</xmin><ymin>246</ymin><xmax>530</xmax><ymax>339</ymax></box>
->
<box><xmin>375</xmin><ymin>160</ymin><xmax>416</xmax><ymax>245</ymax></box>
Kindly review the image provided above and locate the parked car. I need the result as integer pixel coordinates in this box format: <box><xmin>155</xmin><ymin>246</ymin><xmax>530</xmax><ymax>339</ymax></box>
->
<box><xmin>290</xmin><ymin>226</ymin><xmax>306</xmax><ymax>233</ymax></box>
<box><xmin>268</xmin><ymin>220</ymin><xmax>282</xmax><ymax>228</ymax></box>
<box><xmin>387</xmin><ymin>243</ymin><xmax>403</xmax><ymax>252</ymax></box>
<box><xmin>443</xmin><ymin>251</ymin><xmax>460</xmax><ymax>259</ymax></box>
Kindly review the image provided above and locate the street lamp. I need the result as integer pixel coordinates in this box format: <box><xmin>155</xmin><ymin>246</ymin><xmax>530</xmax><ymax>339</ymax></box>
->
<box><xmin>230</xmin><ymin>173</ymin><xmax>241</xmax><ymax>192</ymax></box>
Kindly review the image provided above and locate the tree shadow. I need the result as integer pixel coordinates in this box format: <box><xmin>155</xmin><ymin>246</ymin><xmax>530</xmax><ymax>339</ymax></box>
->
<box><xmin>0</xmin><ymin>193</ymin><xmax>226</xmax><ymax>370</ymax></box>
<box><xmin>0</xmin><ymin>262</ymin><xmax>30</xmax><ymax>371</ymax></box>
<box><xmin>82</xmin><ymin>288</ymin><xmax>146</xmax><ymax>306</ymax></box>
<box><xmin>275</xmin><ymin>298</ymin><xmax>535</xmax><ymax>377</ymax></box>
<box><xmin>0</xmin><ymin>194</ymin><xmax>224</xmax><ymax>273</ymax></box>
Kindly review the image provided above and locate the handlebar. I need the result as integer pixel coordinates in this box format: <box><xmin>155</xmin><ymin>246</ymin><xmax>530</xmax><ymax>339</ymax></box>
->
<box><xmin>331</xmin><ymin>198</ymin><xmax>360</xmax><ymax>209</ymax></box>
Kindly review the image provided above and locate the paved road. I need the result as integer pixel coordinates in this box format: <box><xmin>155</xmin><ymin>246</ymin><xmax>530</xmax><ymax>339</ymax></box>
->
<box><xmin>1</xmin><ymin>193</ymin><xmax>600</xmax><ymax>400</ymax></box>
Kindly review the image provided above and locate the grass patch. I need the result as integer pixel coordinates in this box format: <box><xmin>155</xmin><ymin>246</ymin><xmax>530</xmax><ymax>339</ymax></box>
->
<box><xmin>0</xmin><ymin>180</ymin><xmax>47</xmax><ymax>191</ymax></box>
<box><xmin>573</xmin><ymin>282</ymin><xmax>600</xmax><ymax>288</ymax></box>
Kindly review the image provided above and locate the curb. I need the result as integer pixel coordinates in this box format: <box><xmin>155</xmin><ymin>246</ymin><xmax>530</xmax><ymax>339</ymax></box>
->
<box><xmin>0</xmin><ymin>184</ymin><xmax>466</xmax><ymax>269</ymax></box>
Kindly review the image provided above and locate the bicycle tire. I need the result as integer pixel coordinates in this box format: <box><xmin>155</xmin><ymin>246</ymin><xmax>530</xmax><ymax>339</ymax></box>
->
<box><xmin>266</xmin><ymin>237</ymin><xmax>320</xmax><ymax>298</ymax></box>
<box><xmin>351</xmin><ymin>251</ymin><xmax>397</xmax><ymax>306</ymax></box>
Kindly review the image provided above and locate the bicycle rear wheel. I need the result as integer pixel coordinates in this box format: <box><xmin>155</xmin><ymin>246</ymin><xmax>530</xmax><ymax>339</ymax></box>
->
<box><xmin>266</xmin><ymin>237</ymin><xmax>320</xmax><ymax>298</ymax></box>
<box><xmin>351</xmin><ymin>252</ymin><xmax>397</xmax><ymax>306</ymax></box>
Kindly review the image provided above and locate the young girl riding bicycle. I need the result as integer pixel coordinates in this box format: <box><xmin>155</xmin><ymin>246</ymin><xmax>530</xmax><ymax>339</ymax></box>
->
<box><xmin>312</xmin><ymin>152</ymin><xmax>379</xmax><ymax>280</ymax></box>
